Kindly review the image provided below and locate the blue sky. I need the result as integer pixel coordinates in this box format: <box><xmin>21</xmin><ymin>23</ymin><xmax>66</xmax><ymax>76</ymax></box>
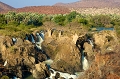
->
<box><xmin>0</xmin><ymin>0</ymin><xmax>79</xmax><ymax>8</ymax></box>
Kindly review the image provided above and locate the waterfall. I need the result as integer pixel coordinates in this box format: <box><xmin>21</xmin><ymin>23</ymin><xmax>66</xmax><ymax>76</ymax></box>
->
<box><xmin>39</xmin><ymin>31</ymin><xmax>44</xmax><ymax>40</ymax></box>
<box><xmin>25</xmin><ymin>30</ymin><xmax>78</xmax><ymax>79</ymax></box>
<box><xmin>35</xmin><ymin>33</ymin><xmax>44</xmax><ymax>50</ymax></box>
<box><xmin>88</xmin><ymin>39</ymin><xmax>94</xmax><ymax>48</ymax></box>
<box><xmin>3</xmin><ymin>60</ymin><xmax>7</xmax><ymax>66</ymax></box>
<box><xmin>25</xmin><ymin>34</ymin><xmax>29</xmax><ymax>40</ymax></box>
<box><xmin>29</xmin><ymin>34</ymin><xmax>35</xmax><ymax>43</ymax></box>
<box><xmin>82</xmin><ymin>57</ymin><xmax>89</xmax><ymax>71</ymax></box>
<box><xmin>46</xmin><ymin>68</ymin><xmax>77</xmax><ymax>79</ymax></box>
<box><xmin>81</xmin><ymin>51</ymin><xmax>89</xmax><ymax>71</ymax></box>
<box><xmin>12</xmin><ymin>37</ymin><xmax>17</xmax><ymax>45</ymax></box>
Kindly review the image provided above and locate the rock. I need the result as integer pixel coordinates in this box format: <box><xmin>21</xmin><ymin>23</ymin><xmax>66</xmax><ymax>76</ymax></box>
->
<box><xmin>4</xmin><ymin>36</ymin><xmax>13</xmax><ymax>47</ymax></box>
<box><xmin>42</xmin><ymin>40</ymin><xmax>58</xmax><ymax>59</ymax></box>
<box><xmin>83</xmin><ymin>42</ymin><xmax>94</xmax><ymax>57</ymax></box>
<box><xmin>35</xmin><ymin>52</ymin><xmax>47</xmax><ymax>63</ymax></box>
<box><xmin>31</xmin><ymin>62</ymin><xmax>50</xmax><ymax>79</ymax></box>
<box><xmin>15</xmin><ymin>38</ymin><xmax>24</xmax><ymax>46</ymax></box>
<box><xmin>93</xmin><ymin>31</ymin><xmax>118</xmax><ymax>54</ymax></box>
<box><xmin>16</xmin><ymin>66</ymin><xmax>22</xmax><ymax>78</ymax></box>
<box><xmin>43</xmin><ymin>34</ymin><xmax>81</xmax><ymax>74</ymax></box>
<box><xmin>72</xmin><ymin>33</ymin><xmax>78</xmax><ymax>44</ymax></box>
<box><xmin>60</xmin><ymin>77</ymin><xmax>65</xmax><ymax>79</ymax></box>
<box><xmin>24</xmin><ymin>56</ymin><xmax>35</xmax><ymax>66</ymax></box>
<box><xmin>78</xmin><ymin>51</ymin><xmax>120</xmax><ymax>79</ymax></box>
<box><xmin>55</xmin><ymin>72</ymin><xmax>60</xmax><ymax>79</ymax></box>
<box><xmin>51</xmin><ymin>40</ymin><xmax>81</xmax><ymax>74</ymax></box>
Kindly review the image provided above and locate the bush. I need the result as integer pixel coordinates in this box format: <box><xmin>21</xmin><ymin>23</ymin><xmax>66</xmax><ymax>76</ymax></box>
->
<box><xmin>66</xmin><ymin>11</ymin><xmax>78</xmax><ymax>22</ymax></box>
<box><xmin>114</xmin><ymin>25</ymin><xmax>120</xmax><ymax>38</ymax></box>
<box><xmin>54</xmin><ymin>15</ymin><xmax>66</xmax><ymax>26</ymax></box>
<box><xmin>0</xmin><ymin>14</ymin><xmax>7</xmax><ymax>27</ymax></box>
<box><xmin>78</xmin><ymin>18</ymin><xmax>88</xmax><ymax>25</ymax></box>
<box><xmin>1</xmin><ymin>75</ymin><xmax>9</xmax><ymax>79</ymax></box>
<box><xmin>91</xmin><ymin>15</ymin><xmax>112</xmax><ymax>27</ymax></box>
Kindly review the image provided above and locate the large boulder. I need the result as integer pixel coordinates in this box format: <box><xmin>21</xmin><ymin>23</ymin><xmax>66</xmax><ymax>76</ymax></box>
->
<box><xmin>50</xmin><ymin>38</ymin><xmax>81</xmax><ymax>74</ymax></box>
<box><xmin>43</xmin><ymin>32</ymin><xmax>82</xmax><ymax>74</ymax></box>
<box><xmin>83</xmin><ymin>42</ymin><xmax>93</xmax><ymax>57</ymax></box>
<box><xmin>93</xmin><ymin>31</ymin><xmax>118</xmax><ymax>54</ymax></box>
<box><xmin>15</xmin><ymin>38</ymin><xmax>24</xmax><ymax>46</ymax></box>
<box><xmin>42</xmin><ymin>39</ymin><xmax>59</xmax><ymax>60</ymax></box>
<box><xmin>31</xmin><ymin>62</ymin><xmax>50</xmax><ymax>79</ymax></box>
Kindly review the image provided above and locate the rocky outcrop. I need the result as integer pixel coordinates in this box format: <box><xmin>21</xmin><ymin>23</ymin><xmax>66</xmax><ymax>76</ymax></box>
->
<box><xmin>30</xmin><ymin>62</ymin><xmax>50</xmax><ymax>79</ymax></box>
<box><xmin>0</xmin><ymin>29</ymin><xmax>119</xmax><ymax>79</ymax></box>
<box><xmin>51</xmin><ymin>41</ymin><xmax>81</xmax><ymax>74</ymax></box>
<box><xmin>43</xmin><ymin>32</ymin><xmax>81</xmax><ymax>74</ymax></box>
<box><xmin>0</xmin><ymin>36</ymin><xmax>48</xmax><ymax>78</ymax></box>
<box><xmin>93</xmin><ymin>31</ymin><xmax>118</xmax><ymax>54</ymax></box>
<box><xmin>83</xmin><ymin>42</ymin><xmax>93</xmax><ymax>57</ymax></box>
<box><xmin>78</xmin><ymin>51</ymin><xmax>120</xmax><ymax>79</ymax></box>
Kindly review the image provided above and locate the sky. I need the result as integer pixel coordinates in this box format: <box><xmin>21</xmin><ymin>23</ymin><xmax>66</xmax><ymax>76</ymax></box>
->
<box><xmin>0</xmin><ymin>0</ymin><xmax>79</xmax><ymax>8</ymax></box>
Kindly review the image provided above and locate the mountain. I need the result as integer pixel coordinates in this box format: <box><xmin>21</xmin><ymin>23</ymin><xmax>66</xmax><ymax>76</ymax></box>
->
<box><xmin>0</xmin><ymin>1</ymin><xmax>70</xmax><ymax>14</ymax></box>
<box><xmin>54</xmin><ymin>0</ymin><xmax>120</xmax><ymax>8</ymax></box>
<box><xmin>14</xmin><ymin>6</ymin><xmax>70</xmax><ymax>14</ymax></box>
<box><xmin>0</xmin><ymin>1</ymin><xmax>14</xmax><ymax>11</ymax></box>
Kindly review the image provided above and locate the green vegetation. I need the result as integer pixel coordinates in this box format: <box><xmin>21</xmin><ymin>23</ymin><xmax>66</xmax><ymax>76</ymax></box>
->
<box><xmin>90</xmin><ymin>15</ymin><xmax>112</xmax><ymax>27</ymax></box>
<box><xmin>1</xmin><ymin>75</ymin><xmax>9</xmax><ymax>79</ymax></box>
<box><xmin>54</xmin><ymin>14</ymin><xmax>66</xmax><ymax>26</ymax></box>
<box><xmin>0</xmin><ymin>11</ymin><xmax>120</xmax><ymax>38</ymax></box>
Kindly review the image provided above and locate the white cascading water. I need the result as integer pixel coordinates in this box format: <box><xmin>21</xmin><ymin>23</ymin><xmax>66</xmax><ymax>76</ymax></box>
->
<box><xmin>39</xmin><ymin>31</ymin><xmax>44</xmax><ymax>40</ymax></box>
<box><xmin>45</xmin><ymin>68</ymin><xmax>77</xmax><ymax>79</ymax></box>
<box><xmin>44</xmin><ymin>59</ymin><xmax>78</xmax><ymax>79</ymax></box>
<box><xmin>3</xmin><ymin>60</ymin><xmax>7</xmax><ymax>66</ymax></box>
<box><xmin>35</xmin><ymin>33</ymin><xmax>44</xmax><ymax>50</ymax></box>
<box><xmin>82</xmin><ymin>57</ymin><xmax>89</xmax><ymax>71</ymax></box>
<box><xmin>88</xmin><ymin>39</ymin><xmax>94</xmax><ymax>48</ymax></box>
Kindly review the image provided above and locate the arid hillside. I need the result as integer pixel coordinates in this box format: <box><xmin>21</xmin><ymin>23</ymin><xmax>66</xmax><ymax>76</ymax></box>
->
<box><xmin>1</xmin><ymin>0</ymin><xmax>120</xmax><ymax>15</ymax></box>
<box><xmin>0</xmin><ymin>6</ymin><xmax>70</xmax><ymax>14</ymax></box>
<box><xmin>54</xmin><ymin>0</ymin><xmax>120</xmax><ymax>8</ymax></box>
<box><xmin>0</xmin><ymin>1</ymin><xmax>14</xmax><ymax>11</ymax></box>
<box><xmin>14</xmin><ymin>6</ymin><xmax>70</xmax><ymax>14</ymax></box>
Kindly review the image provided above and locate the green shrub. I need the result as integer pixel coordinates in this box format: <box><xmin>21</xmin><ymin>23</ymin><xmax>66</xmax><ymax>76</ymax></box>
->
<box><xmin>54</xmin><ymin>15</ymin><xmax>66</xmax><ymax>26</ymax></box>
<box><xmin>1</xmin><ymin>75</ymin><xmax>9</xmax><ymax>79</ymax></box>
<box><xmin>66</xmin><ymin>11</ymin><xmax>78</xmax><ymax>22</ymax></box>
<box><xmin>91</xmin><ymin>15</ymin><xmax>112</xmax><ymax>27</ymax></box>
<box><xmin>114</xmin><ymin>25</ymin><xmax>120</xmax><ymax>38</ymax></box>
<box><xmin>78</xmin><ymin>18</ymin><xmax>88</xmax><ymax>25</ymax></box>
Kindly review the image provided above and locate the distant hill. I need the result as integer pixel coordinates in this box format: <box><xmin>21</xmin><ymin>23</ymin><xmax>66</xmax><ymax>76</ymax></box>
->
<box><xmin>0</xmin><ymin>6</ymin><xmax>70</xmax><ymax>14</ymax></box>
<box><xmin>54</xmin><ymin>0</ymin><xmax>120</xmax><ymax>8</ymax></box>
<box><xmin>14</xmin><ymin>6</ymin><xmax>70</xmax><ymax>14</ymax></box>
<box><xmin>0</xmin><ymin>1</ymin><xmax>14</xmax><ymax>11</ymax></box>
<box><xmin>1</xmin><ymin>0</ymin><xmax>120</xmax><ymax>15</ymax></box>
<box><xmin>0</xmin><ymin>1</ymin><xmax>70</xmax><ymax>14</ymax></box>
